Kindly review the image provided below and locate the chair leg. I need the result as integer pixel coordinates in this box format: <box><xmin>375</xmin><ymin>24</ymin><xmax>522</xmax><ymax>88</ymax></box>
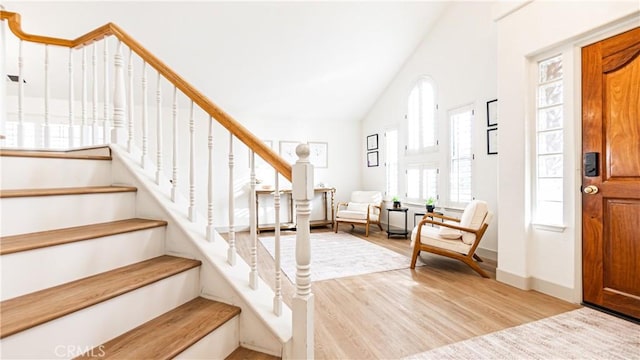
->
<box><xmin>334</xmin><ymin>221</ymin><xmax>339</xmax><ymax>233</ymax></box>
<box><xmin>365</xmin><ymin>224</ymin><xmax>369</xmax><ymax>237</ymax></box>
<box><xmin>377</xmin><ymin>222</ymin><xmax>383</xmax><ymax>231</ymax></box>
<box><xmin>473</xmin><ymin>253</ymin><xmax>484</xmax><ymax>262</ymax></box>
<box><xmin>410</xmin><ymin>243</ymin><xmax>421</xmax><ymax>269</ymax></box>
<box><xmin>464</xmin><ymin>257</ymin><xmax>489</xmax><ymax>278</ymax></box>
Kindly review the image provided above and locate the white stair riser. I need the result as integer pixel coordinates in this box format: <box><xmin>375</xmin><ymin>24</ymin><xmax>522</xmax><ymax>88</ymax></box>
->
<box><xmin>175</xmin><ymin>315</ymin><xmax>239</xmax><ymax>360</ymax></box>
<box><xmin>0</xmin><ymin>267</ymin><xmax>200</xmax><ymax>359</ymax></box>
<box><xmin>1</xmin><ymin>157</ymin><xmax>112</xmax><ymax>189</ymax></box>
<box><xmin>1</xmin><ymin>227</ymin><xmax>166</xmax><ymax>301</ymax></box>
<box><xmin>0</xmin><ymin>193</ymin><xmax>136</xmax><ymax>236</ymax></box>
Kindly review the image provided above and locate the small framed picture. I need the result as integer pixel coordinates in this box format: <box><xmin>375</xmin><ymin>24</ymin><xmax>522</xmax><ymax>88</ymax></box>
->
<box><xmin>367</xmin><ymin>134</ymin><xmax>378</xmax><ymax>151</ymax></box>
<box><xmin>487</xmin><ymin>128</ymin><xmax>498</xmax><ymax>155</ymax></box>
<box><xmin>309</xmin><ymin>141</ymin><xmax>328</xmax><ymax>168</ymax></box>
<box><xmin>367</xmin><ymin>151</ymin><xmax>379</xmax><ymax>167</ymax></box>
<box><xmin>279</xmin><ymin>140</ymin><xmax>300</xmax><ymax>164</ymax></box>
<box><xmin>487</xmin><ymin>99</ymin><xmax>498</xmax><ymax>127</ymax></box>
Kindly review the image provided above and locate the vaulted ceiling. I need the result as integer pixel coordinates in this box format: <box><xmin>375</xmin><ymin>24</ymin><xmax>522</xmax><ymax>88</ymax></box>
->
<box><xmin>3</xmin><ymin>1</ymin><xmax>449</xmax><ymax>124</ymax></box>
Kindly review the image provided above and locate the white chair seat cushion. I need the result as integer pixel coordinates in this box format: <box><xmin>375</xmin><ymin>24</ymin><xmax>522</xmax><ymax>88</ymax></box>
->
<box><xmin>411</xmin><ymin>226</ymin><xmax>471</xmax><ymax>255</ymax></box>
<box><xmin>458</xmin><ymin>200</ymin><xmax>489</xmax><ymax>244</ymax></box>
<box><xmin>336</xmin><ymin>210</ymin><xmax>367</xmax><ymax>220</ymax></box>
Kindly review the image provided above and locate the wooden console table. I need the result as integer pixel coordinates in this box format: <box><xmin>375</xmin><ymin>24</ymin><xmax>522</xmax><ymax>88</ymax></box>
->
<box><xmin>255</xmin><ymin>187</ymin><xmax>335</xmax><ymax>233</ymax></box>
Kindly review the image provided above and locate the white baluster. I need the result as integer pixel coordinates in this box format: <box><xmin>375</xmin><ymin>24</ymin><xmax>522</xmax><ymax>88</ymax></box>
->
<box><xmin>155</xmin><ymin>72</ymin><xmax>162</xmax><ymax>185</ymax></box>
<box><xmin>188</xmin><ymin>101</ymin><xmax>196</xmax><ymax>222</ymax></box>
<box><xmin>227</xmin><ymin>133</ymin><xmax>236</xmax><ymax>265</ymax></box>
<box><xmin>249</xmin><ymin>150</ymin><xmax>258</xmax><ymax>289</ymax></box>
<box><xmin>141</xmin><ymin>61</ymin><xmax>148</xmax><ymax>168</ymax></box>
<box><xmin>92</xmin><ymin>42</ymin><xmax>98</xmax><ymax>144</ymax></box>
<box><xmin>17</xmin><ymin>40</ymin><xmax>23</xmax><ymax>147</ymax></box>
<box><xmin>43</xmin><ymin>44</ymin><xmax>50</xmax><ymax>148</ymax></box>
<box><xmin>206</xmin><ymin>116</ymin><xmax>215</xmax><ymax>241</ymax></box>
<box><xmin>127</xmin><ymin>47</ymin><xmax>134</xmax><ymax>152</ymax></box>
<box><xmin>291</xmin><ymin>143</ymin><xmax>314</xmax><ymax>359</ymax></box>
<box><xmin>103</xmin><ymin>38</ymin><xmax>110</xmax><ymax>143</ymax></box>
<box><xmin>171</xmin><ymin>85</ymin><xmax>178</xmax><ymax>202</ymax></box>
<box><xmin>111</xmin><ymin>40</ymin><xmax>126</xmax><ymax>145</ymax></box>
<box><xmin>273</xmin><ymin>172</ymin><xmax>282</xmax><ymax>315</ymax></box>
<box><xmin>68</xmin><ymin>48</ymin><xmax>74</xmax><ymax>148</ymax></box>
<box><xmin>81</xmin><ymin>47</ymin><xmax>87</xmax><ymax>146</ymax></box>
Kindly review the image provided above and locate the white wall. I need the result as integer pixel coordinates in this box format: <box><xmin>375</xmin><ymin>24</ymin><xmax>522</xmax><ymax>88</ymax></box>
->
<box><xmin>496</xmin><ymin>0</ymin><xmax>639</xmax><ymax>301</ymax></box>
<box><xmin>360</xmin><ymin>1</ymin><xmax>498</xmax><ymax>253</ymax></box>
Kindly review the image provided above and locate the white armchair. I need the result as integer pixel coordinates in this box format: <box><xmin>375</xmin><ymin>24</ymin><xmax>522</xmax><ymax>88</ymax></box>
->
<box><xmin>334</xmin><ymin>191</ymin><xmax>383</xmax><ymax>237</ymax></box>
<box><xmin>410</xmin><ymin>200</ymin><xmax>493</xmax><ymax>277</ymax></box>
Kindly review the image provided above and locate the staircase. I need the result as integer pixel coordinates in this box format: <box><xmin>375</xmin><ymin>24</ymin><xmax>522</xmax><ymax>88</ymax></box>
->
<box><xmin>0</xmin><ymin>147</ymin><xmax>243</xmax><ymax>359</ymax></box>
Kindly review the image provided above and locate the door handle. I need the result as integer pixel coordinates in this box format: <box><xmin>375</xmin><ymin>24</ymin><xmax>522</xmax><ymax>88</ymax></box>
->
<box><xmin>583</xmin><ymin>185</ymin><xmax>599</xmax><ymax>194</ymax></box>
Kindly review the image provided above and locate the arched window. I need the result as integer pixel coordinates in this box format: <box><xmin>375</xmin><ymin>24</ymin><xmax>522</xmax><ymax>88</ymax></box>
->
<box><xmin>407</xmin><ymin>77</ymin><xmax>436</xmax><ymax>151</ymax></box>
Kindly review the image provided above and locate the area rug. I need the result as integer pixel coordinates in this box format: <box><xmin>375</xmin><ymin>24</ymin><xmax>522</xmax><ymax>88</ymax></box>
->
<box><xmin>404</xmin><ymin>307</ymin><xmax>640</xmax><ymax>359</ymax></box>
<box><xmin>259</xmin><ymin>232</ymin><xmax>413</xmax><ymax>282</ymax></box>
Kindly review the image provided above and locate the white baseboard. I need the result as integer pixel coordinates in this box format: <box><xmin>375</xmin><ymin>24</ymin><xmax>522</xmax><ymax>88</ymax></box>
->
<box><xmin>496</xmin><ymin>268</ymin><xmax>578</xmax><ymax>303</ymax></box>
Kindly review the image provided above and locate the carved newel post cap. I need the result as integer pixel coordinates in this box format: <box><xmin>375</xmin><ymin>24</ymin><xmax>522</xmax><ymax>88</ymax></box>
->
<box><xmin>296</xmin><ymin>143</ymin><xmax>310</xmax><ymax>161</ymax></box>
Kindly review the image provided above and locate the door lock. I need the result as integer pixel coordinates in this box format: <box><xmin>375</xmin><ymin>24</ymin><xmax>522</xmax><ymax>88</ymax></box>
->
<box><xmin>583</xmin><ymin>185</ymin><xmax>599</xmax><ymax>194</ymax></box>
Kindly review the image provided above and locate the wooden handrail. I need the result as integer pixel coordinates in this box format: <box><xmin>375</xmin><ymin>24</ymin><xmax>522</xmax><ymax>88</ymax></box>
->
<box><xmin>0</xmin><ymin>11</ymin><xmax>292</xmax><ymax>180</ymax></box>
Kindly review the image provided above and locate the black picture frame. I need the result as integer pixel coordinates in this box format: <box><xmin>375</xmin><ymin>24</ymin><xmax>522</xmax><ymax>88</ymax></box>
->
<box><xmin>367</xmin><ymin>151</ymin><xmax>379</xmax><ymax>167</ymax></box>
<box><xmin>487</xmin><ymin>128</ymin><xmax>498</xmax><ymax>155</ymax></box>
<box><xmin>487</xmin><ymin>99</ymin><xmax>498</xmax><ymax>127</ymax></box>
<box><xmin>366</xmin><ymin>134</ymin><xmax>378</xmax><ymax>151</ymax></box>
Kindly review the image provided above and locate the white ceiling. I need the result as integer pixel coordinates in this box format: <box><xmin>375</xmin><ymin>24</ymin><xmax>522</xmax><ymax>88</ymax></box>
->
<box><xmin>2</xmin><ymin>1</ymin><xmax>449</xmax><ymax>124</ymax></box>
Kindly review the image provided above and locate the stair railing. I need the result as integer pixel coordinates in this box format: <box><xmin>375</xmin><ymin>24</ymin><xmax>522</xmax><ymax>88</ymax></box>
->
<box><xmin>0</xmin><ymin>11</ymin><xmax>314</xmax><ymax>359</ymax></box>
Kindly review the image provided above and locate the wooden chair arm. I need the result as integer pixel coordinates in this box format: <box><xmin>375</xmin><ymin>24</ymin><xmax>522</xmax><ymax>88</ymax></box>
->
<box><xmin>336</xmin><ymin>202</ymin><xmax>349</xmax><ymax>211</ymax></box>
<box><xmin>417</xmin><ymin>218</ymin><xmax>479</xmax><ymax>234</ymax></box>
<box><xmin>422</xmin><ymin>213</ymin><xmax>460</xmax><ymax>223</ymax></box>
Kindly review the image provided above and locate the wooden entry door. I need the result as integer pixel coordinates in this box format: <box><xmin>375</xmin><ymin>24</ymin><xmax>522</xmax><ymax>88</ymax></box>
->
<box><xmin>582</xmin><ymin>27</ymin><xmax>640</xmax><ymax>319</ymax></box>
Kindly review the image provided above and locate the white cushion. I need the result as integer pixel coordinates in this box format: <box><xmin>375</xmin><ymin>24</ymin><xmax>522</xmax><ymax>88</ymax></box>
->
<box><xmin>411</xmin><ymin>226</ymin><xmax>471</xmax><ymax>255</ymax></box>
<box><xmin>438</xmin><ymin>222</ymin><xmax>462</xmax><ymax>240</ymax></box>
<box><xmin>346</xmin><ymin>202</ymin><xmax>369</xmax><ymax>212</ymax></box>
<box><xmin>351</xmin><ymin>191</ymin><xmax>382</xmax><ymax>204</ymax></box>
<box><xmin>336</xmin><ymin>210</ymin><xmax>367</xmax><ymax>220</ymax></box>
<box><xmin>458</xmin><ymin>200</ymin><xmax>488</xmax><ymax>245</ymax></box>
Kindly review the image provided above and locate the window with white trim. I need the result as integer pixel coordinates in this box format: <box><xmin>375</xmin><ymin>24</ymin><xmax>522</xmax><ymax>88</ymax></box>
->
<box><xmin>535</xmin><ymin>54</ymin><xmax>564</xmax><ymax>225</ymax></box>
<box><xmin>407</xmin><ymin>77</ymin><xmax>437</xmax><ymax>152</ymax></box>
<box><xmin>385</xmin><ymin>129</ymin><xmax>398</xmax><ymax>197</ymax></box>
<box><xmin>406</xmin><ymin>163</ymin><xmax>438</xmax><ymax>202</ymax></box>
<box><xmin>449</xmin><ymin>105</ymin><xmax>473</xmax><ymax>206</ymax></box>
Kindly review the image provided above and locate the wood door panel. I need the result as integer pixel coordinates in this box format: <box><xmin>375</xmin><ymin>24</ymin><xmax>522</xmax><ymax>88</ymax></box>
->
<box><xmin>604</xmin><ymin>200</ymin><xmax>640</xmax><ymax>296</ymax></box>
<box><xmin>605</xmin><ymin>55</ymin><xmax>640</xmax><ymax>178</ymax></box>
<box><xmin>583</xmin><ymin>26</ymin><xmax>640</xmax><ymax>320</ymax></box>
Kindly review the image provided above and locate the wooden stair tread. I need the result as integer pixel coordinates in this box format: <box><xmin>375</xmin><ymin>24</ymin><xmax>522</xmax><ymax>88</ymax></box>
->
<box><xmin>0</xmin><ymin>255</ymin><xmax>201</xmax><ymax>339</ymax></box>
<box><xmin>0</xmin><ymin>218</ymin><xmax>167</xmax><ymax>255</ymax></box>
<box><xmin>0</xmin><ymin>186</ymin><xmax>137</xmax><ymax>198</ymax></box>
<box><xmin>225</xmin><ymin>347</ymin><xmax>281</xmax><ymax>360</ymax></box>
<box><xmin>0</xmin><ymin>146</ymin><xmax>111</xmax><ymax>160</ymax></box>
<box><xmin>77</xmin><ymin>297</ymin><xmax>241</xmax><ymax>360</ymax></box>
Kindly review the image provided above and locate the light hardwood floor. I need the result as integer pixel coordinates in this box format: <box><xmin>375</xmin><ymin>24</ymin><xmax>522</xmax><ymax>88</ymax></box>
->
<box><xmin>229</xmin><ymin>226</ymin><xmax>579</xmax><ymax>359</ymax></box>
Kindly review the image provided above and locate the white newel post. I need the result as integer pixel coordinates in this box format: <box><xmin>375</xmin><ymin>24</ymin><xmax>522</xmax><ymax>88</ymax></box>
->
<box><xmin>111</xmin><ymin>41</ymin><xmax>126</xmax><ymax>145</ymax></box>
<box><xmin>291</xmin><ymin>143</ymin><xmax>314</xmax><ymax>360</ymax></box>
